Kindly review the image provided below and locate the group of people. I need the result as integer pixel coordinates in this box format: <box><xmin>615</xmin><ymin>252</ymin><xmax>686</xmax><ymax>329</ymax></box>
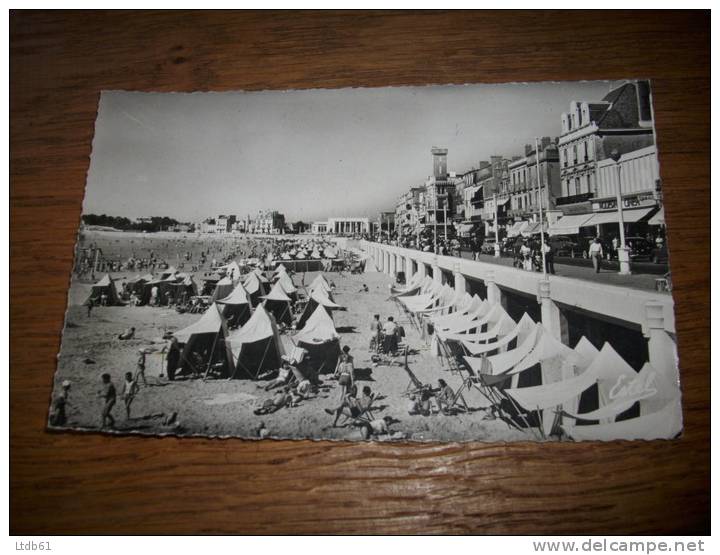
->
<box><xmin>369</xmin><ymin>314</ymin><xmax>404</xmax><ymax>356</ymax></box>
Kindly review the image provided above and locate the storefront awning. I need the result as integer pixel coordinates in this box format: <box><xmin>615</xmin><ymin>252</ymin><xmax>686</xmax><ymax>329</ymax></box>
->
<box><xmin>648</xmin><ymin>207</ymin><xmax>665</xmax><ymax>226</ymax></box>
<box><xmin>547</xmin><ymin>213</ymin><xmax>595</xmax><ymax>236</ymax></box>
<box><xmin>522</xmin><ymin>222</ymin><xmax>547</xmax><ymax>236</ymax></box>
<box><xmin>455</xmin><ymin>223</ymin><xmax>475</xmax><ymax>235</ymax></box>
<box><xmin>507</xmin><ymin>221</ymin><xmax>529</xmax><ymax>238</ymax></box>
<box><xmin>584</xmin><ymin>207</ymin><xmax>655</xmax><ymax>227</ymax></box>
<box><xmin>496</xmin><ymin>197</ymin><xmax>510</xmax><ymax>206</ymax></box>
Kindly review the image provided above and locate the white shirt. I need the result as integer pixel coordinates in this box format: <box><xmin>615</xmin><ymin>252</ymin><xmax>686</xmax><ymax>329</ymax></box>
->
<box><xmin>589</xmin><ymin>242</ymin><xmax>603</xmax><ymax>256</ymax></box>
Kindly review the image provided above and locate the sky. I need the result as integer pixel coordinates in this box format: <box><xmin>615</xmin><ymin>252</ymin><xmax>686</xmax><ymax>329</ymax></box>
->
<box><xmin>83</xmin><ymin>81</ymin><xmax>614</xmax><ymax>223</ymax></box>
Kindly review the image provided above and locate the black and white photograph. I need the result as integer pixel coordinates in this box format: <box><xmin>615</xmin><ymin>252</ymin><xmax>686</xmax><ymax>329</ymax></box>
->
<box><xmin>49</xmin><ymin>81</ymin><xmax>682</xmax><ymax>442</ymax></box>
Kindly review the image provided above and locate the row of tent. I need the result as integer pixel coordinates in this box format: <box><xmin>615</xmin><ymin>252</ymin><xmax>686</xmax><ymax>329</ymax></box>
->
<box><xmin>392</xmin><ymin>270</ymin><xmax>682</xmax><ymax>441</ymax></box>
<box><xmin>86</xmin><ymin>268</ymin><xmax>201</xmax><ymax>307</ymax></box>
<box><xmin>169</xmin><ymin>269</ymin><xmax>345</xmax><ymax>379</ymax></box>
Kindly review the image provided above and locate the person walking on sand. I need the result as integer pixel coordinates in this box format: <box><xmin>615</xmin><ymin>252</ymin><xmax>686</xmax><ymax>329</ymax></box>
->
<box><xmin>49</xmin><ymin>380</ymin><xmax>71</xmax><ymax>427</ymax></box>
<box><xmin>334</xmin><ymin>345</ymin><xmax>355</xmax><ymax>402</ymax></box>
<box><xmin>589</xmin><ymin>237</ymin><xmax>604</xmax><ymax>273</ymax></box>
<box><xmin>99</xmin><ymin>373</ymin><xmax>117</xmax><ymax>429</ymax></box>
<box><xmin>121</xmin><ymin>371</ymin><xmax>139</xmax><ymax>419</ymax></box>
<box><xmin>86</xmin><ymin>298</ymin><xmax>94</xmax><ymax>318</ymax></box>
<box><xmin>135</xmin><ymin>349</ymin><xmax>148</xmax><ymax>386</ymax></box>
<box><xmin>369</xmin><ymin>314</ymin><xmax>382</xmax><ymax>352</ymax></box>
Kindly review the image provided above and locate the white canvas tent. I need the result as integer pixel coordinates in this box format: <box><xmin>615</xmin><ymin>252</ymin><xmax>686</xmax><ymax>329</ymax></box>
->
<box><xmin>216</xmin><ymin>282</ymin><xmax>252</xmax><ymax>328</ymax></box>
<box><xmin>293</xmin><ymin>304</ymin><xmax>341</xmax><ymax>373</ymax></box>
<box><xmin>296</xmin><ymin>286</ymin><xmax>344</xmax><ymax>329</ymax></box>
<box><xmin>226</xmin><ymin>305</ymin><xmax>285</xmax><ymax>379</ymax></box>
<box><xmin>261</xmin><ymin>281</ymin><xmax>293</xmax><ymax>326</ymax></box>
<box><xmin>173</xmin><ymin>303</ymin><xmax>234</xmax><ymax>378</ymax></box>
<box><xmin>211</xmin><ymin>276</ymin><xmax>235</xmax><ymax>303</ymax></box>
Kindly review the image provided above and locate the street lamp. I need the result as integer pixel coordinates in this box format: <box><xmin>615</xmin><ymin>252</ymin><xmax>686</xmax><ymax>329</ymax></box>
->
<box><xmin>609</xmin><ymin>149</ymin><xmax>631</xmax><ymax>275</ymax></box>
<box><xmin>493</xmin><ymin>192</ymin><xmax>501</xmax><ymax>257</ymax></box>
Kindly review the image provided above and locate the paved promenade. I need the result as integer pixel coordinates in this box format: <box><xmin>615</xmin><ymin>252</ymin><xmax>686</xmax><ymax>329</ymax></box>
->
<box><xmin>463</xmin><ymin>252</ymin><xmax>671</xmax><ymax>294</ymax></box>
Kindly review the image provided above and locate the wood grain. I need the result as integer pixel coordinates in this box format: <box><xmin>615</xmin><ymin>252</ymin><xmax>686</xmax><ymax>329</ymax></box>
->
<box><xmin>10</xmin><ymin>10</ymin><xmax>710</xmax><ymax>534</ymax></box>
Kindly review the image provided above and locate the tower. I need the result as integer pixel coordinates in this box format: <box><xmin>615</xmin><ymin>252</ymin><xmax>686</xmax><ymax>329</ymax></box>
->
<box><xmin>431</xmin><ymin>147</ymin><xmax>448</xmax><ymax>180</ymax></box>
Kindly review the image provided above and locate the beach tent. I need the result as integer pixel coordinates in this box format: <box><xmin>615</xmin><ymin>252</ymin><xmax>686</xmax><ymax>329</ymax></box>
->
<box><xmin>275</xmin><ymin>271</ymin><xmax>297</xmax><ymax>298</ymax></box>
<box><xmin>431</xmin><ymin>295</ymin><xmax>485</xmax><ymax>331</ymax></box>
<box><xmin>211</xmin><ymin>276</ymin><xmax>235</xmax><ymax>303</ymax></box>
<box><xmin>274</xmin><ymin>263</ymin><xmax>288</xmax><ymax>274</ymax></box>
<box><xmin>261</xmin><ymin>281</ymin><xmax>294</xmax><ymax>326</ymax></box>
<box><xmin>160</xmin><ymin>266</ymin><xmax>177</xmax><ymax>280</ymax></box>
<box><xmin>226</xmin><ymin>305</ymin><xmax>285</xmax><ymax>379</ymax></box>
<box><xmin>86</xmin><ymin>274</ymin><xmax>123</xmax><ymax>306</ymax></box>
<box><xmin>125</xmin><ymin>274</ymin><xmax>153</xmax><ymax>296</ymax></box>
<box><xmin>253</xmin><ymin>268</ymin><xmax>270</xmax><ymax>284</ymax></box>
<box><xmin>243</xmin><ymin>272</ymin><xmax>267</xmax><ymax>306</ymax></box>
<box><xmin>437</xmin><ymin>302</ymin><xmax>506</xmax><ymax>339</ymax></box>
<box><xmin>461</xmin><ymin>313</ymin><xmax>536</xmax><ymax>357</ymax></box>
<box><xmin>293</xmin><ymin>304</ymin><xmax>342</xmax><ymax>373</ymax></box>
<box><xmin>170</xmin><ymin>275</ymin><xmax>199</xmax><ymax>303</ymax></box>
<box><xmin>308</xmin><ymin>274</ymin><xmax>332</xmax><ymax>294</ymax></box>
<box><xmin>221</xmin><ymin>261</ymin><xmax>242</xmax><ymax>282</ymax></box>
<box><xmin>296</xmin><ymin>286</ymin><xmax>344</xmax><ymax>329</ymax></box>
<box><xmin>216</xmin><ymin>282</ymin><xmax>252</xmax><ymax>329</ymax></box>
<box><xmin>173</xmin><ymin>303</ymin><xmax>233</xmax><ymax>378</ymax></box>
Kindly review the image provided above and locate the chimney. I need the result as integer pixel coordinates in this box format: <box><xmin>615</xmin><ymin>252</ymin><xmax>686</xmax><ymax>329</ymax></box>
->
<box><xmin>525</xmin><ymin>144</ymin><xmax>533</xmax><ymax>156</ymax></box>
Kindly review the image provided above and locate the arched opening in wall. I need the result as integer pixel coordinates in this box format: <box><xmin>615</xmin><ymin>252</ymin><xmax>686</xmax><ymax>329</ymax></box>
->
<box><xmin>561</xmin><ymin>306</ymin><xmax>648</xmax><ymax>371</ymax></box>
<box><xmin>441</xmin><ymin>269</ymin><xmax>454</xmax><ymax>287</ymax></box>
<box><xmin>465</xmin><ymin>277</ymin><xmax>487</xmax><ymax>300</ymax></box>
<box><xmin>411</xmin><ymin>260</ymin><xmax>418</xmax><ymax>277</ymax></box>
<box><xmin>426</xmin><ymin>265</ymin><xmax>433</xmax><ymax>279</ymax></box>
<box><xmin>500</xmin><ymin>288</ymin><xmax>541</xmax><ymax>324</ymax></box>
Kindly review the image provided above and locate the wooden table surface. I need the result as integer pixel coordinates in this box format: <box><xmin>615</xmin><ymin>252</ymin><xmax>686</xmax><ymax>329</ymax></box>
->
<box><xmin>10</xmin><ymin>10</ymin><xmax>710</xmax><ymax>535</ymax></box>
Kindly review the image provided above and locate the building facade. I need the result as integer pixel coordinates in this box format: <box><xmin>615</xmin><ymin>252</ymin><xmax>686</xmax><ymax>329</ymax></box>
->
<box><xmin>556</xmin><ymin>80</ymin><xmax>655</xmax><ymax>216</ymax></box>
<box><xmin>326</xmin><ymin>217</ymin><xmax>370</xmax><ymax>235</ymax></box>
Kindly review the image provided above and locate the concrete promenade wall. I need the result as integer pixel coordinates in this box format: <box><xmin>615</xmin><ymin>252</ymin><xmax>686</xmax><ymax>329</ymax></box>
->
<box><xmin>361</xmin><ymin>240</ymin><xmax>676</xmax><ymax>337</ymax></box>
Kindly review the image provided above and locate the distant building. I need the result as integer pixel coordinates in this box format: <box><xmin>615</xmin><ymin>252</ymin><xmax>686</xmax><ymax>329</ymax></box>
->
<box><xmin>326</xmin><ymin>217</ymin><xmax>370</xmax><ymax>235</ymax></box>
<box><xmin>215</xmin><ymin>215</ymin><xmax>237</xmax><ymax>233</ymax></box>
<box><xmin>507</xmin><ymin>139</ymin><xmax>561</xmax><ymax>225</ymax></box>
<box><xmin>312</xmin><ymin>221</ymin><xmax>329</xmax><ymax>234</ymax></box>
<box><xmin>395</xmin><ymin>186</ymin><xmax>426</xmax><ymax>240</ymax></box>
<box><xmin>242</xmin><ymin>210</ymin><xmax>286</xmax><ymax>234</ymax></box>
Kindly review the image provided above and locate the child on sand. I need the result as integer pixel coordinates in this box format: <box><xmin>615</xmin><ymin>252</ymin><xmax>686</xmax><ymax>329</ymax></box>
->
<box><xmin>121</xmin><ymin>372</ymin><xmax>139</xmax><ymax>419</ymax></box>
<box><xmin>99</xmin><ymin>373</ymin><xmax>117</xmax><ymax>429</ymax></box>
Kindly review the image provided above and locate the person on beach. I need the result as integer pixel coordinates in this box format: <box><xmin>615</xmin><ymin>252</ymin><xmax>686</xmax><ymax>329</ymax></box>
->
<box><xmin>99</xmin><ymin>373</ymin><xmax>117</xmax><ymax>429</ymax></box>
<box><xmin>265</xmin><ymin>358</ymin><xmax>294</xmax><ymax>391</ymax></box>
<box><xmin>324</xmin><ymin>384</ymin><xmax>361</xmax><ymax>427</ymax></box>
<box><xmin>369</xmin><ymin>314</ymin><xmax>382</xmax><ymax>352</ymax></box>
<box><xmin>49</xmin><ymin>380</ymin><xmax>71</xmax><ymax>427</ymax></box>
<box><xmin>162</xmin><ymin>336</ymin><xmax>180</xmax><ymax>381</ymax></box>
<box><xmin>135</xmin><ymin>348</ymin><xmax>148</xmax><ymax>386</ymax></box>
<box><xmin>382</xmin><ymin>316</ymin><xmax>399</xmax><ymax>354</ymax></box>
<box><xmin>86</xmin><ymin>298</ymin><xmax>94</xmax><ymax>318</ymax></box>
<box><xmin>334</xmin><ymin>346</ymin><xmax>355</xmax><ymax>401</ymax></box>
<box><xmin>121</xmin><ymin>371</ymin><xmax>139</xmax><ymax>419</ymax></box>
<box><xmin>435</xmin><ymin>379</ymin><xmax>456</xmax><ymax>414</ymax></box>
<box><xmin>118</xmin><ymin>327</ymin><xmax>135</xmax><ymax>340</ymax></box>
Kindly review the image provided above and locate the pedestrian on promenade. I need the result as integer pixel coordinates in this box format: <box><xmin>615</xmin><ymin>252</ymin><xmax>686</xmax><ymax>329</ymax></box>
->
<box><xmin>589</xmin><ymin>237</ymin><xmax>604</xmax><ymax>273</ymax></box>
<box><xmin>543</xmin><ymin>242</ymin><xmax>556</xmax><ymax>274</ymax></box>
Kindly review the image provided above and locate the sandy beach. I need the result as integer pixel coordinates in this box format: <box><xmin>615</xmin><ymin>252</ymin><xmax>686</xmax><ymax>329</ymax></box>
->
<box><xmin>53</xmin><ymin>232</ymin><xmax>530</xmax><ymax>442</ymax></box>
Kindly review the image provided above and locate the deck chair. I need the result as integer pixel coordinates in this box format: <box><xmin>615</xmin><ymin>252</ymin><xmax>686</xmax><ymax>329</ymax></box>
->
<box><xmin>336</xmin><ymin>393</ymin><xmax>378</xmax><ymax>427</ymax></box>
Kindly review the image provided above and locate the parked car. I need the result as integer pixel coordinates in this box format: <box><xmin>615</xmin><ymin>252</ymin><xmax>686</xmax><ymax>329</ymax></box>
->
<box><xmin>624</xmin><ymin>236</ymin><xmax>655</xmax><ymax>261</ymax></box>
<box><xmin>548</xmin><ymin>235</ymin><xmax>582</xmax><ymax>257</ymax></box>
